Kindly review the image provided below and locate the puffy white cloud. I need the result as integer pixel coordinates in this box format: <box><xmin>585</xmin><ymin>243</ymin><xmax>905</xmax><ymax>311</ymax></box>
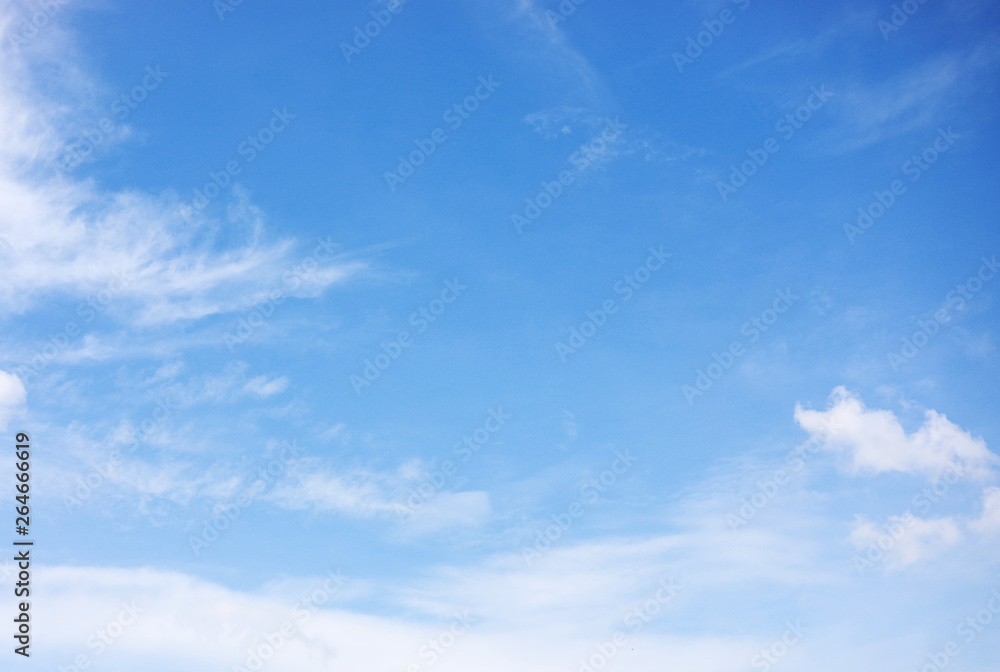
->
<box><xmin>969</xmin><ymin>487</ymin><xmax>1000</xmax><ymax>536</ymax></box>
<box><xmin>0</xmin><ymin>368</ymin><xmax>26</xmax><ymax>429</ymax></box>
<box><xmin>795</xmin><ymin>387</ymin><xmax>998</xmax><ymax>480</ymax></box>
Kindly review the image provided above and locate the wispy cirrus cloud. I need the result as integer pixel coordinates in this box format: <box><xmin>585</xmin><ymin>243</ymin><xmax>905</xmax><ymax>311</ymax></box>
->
<box><xmin>0</xmin><ymin>3</ymin><xmax>364</xmax><ymax>327</ymax></box>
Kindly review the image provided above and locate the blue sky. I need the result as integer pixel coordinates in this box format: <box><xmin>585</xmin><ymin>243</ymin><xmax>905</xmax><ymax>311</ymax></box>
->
<box><xmin>2</xmin><ymin>0</ymin><xmax>1000</xmax><ymax>669</ymax></box>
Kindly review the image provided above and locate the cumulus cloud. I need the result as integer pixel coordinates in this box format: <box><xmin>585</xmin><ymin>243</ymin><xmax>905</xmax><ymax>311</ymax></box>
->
<box><xmin>794</xmin><ymin>387</ymin><xmax>998</xmax><ymax>480</ymax></box>
<box><xmin>969</xmin><ymin>487</ymin><xmax>1000</xmax><ymax>536</ymax></box>
<box><xmin>0</xmin><ymin>368</ymin><xmax>26</xmax><ymax>429</ymax></box>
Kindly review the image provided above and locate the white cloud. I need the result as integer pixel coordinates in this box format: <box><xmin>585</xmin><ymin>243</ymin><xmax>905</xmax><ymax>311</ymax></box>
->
<box><xmin>268</xmin><ymin>458</ymin><xmax>493</xmax><ymax>532</ymax></box>
<box><xmin>242</xmin><ymin>374</ymin><xmax>289</xmax><ymax>398</ymax></box>
<box><xmin>505</xmin><ymin>0</ymin><xmax>610</xmax><ymax>102</ymax></box>
<box><xmin>827</xmin><ymin>44</ymin><xmax>1000</xmax><ymax>152</ymax></box>
<box><xmin>402</xmin><ymin>491</ymin><xmax>492</xmax><ymax>533</ymax></box>
<box><xmin>0</xmin><ymin>368</ymin><xmax>26</xmax><ymax>429</ymax></box>
<box><xmin>523</xmin><ymin>106</ymin><xmax>589</xmax><ymax>138</ymax></box>
<box><xmin>969</xmin><ymin>487</ymin><xmax>1000</xmax><ymax>536</ymax></box>
<box><xmin>268</xmin><ymin>459</ymin><xmax>413</xmax><ymax>519</ymax></box>
<box><xmin>850</xmin><ymin>514</ymin><xmax>962</xmax><ymax>570</ymax></box>
<box><xmin>32</xmin><ymin>563</ymin><xmax>768</xmax><ymax>672</ymax></box>
<box><xmin>794</xmin><ymin>387</ymin><xmax>998</xmax><ymax>480</ymax></box>
<box><xmin>0</xmin><ymin>7</ymin><xmax>363</xmax><ymax>326</ymax></box>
